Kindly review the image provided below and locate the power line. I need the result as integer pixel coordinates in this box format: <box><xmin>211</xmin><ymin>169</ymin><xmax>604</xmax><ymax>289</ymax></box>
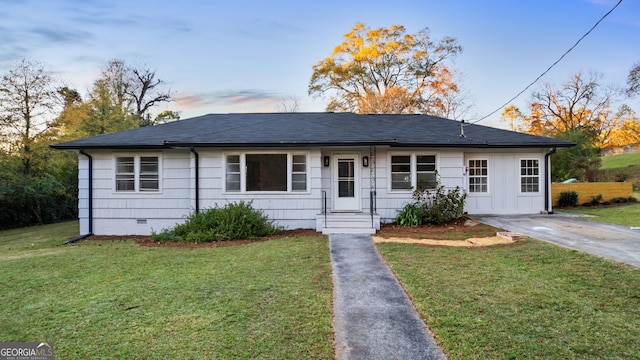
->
<box><xmin>467</xmin><ymin>0</ymin><xmax>623</xmax><ymax>126</ymax></box>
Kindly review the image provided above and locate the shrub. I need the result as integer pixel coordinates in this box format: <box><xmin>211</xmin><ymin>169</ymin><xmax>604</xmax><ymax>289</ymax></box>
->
<box><xmin>590</xmin><ymin>194</ymin><xmax>603</xmax><ymax>206</ymax></box>
<box><xmin>152</xmin><ymin>201</ymin><xmax>282</xmax><ymax>243</ymax></box>
<box><xmin>628</xmin><ymin>196</ymin><xmax>638</xmax><ymax>203</ymax></box>
<box><xmin>395</xmin><ymin>175</ymin><xmax>467</xmax><ymax>226</ymax></box>
<box><xmin>610</xmin><ymin>197</ymin><xmax>629</xmax><ymax>204</ymax></box>
<box><xmin>557</xmin><ymin>191</ymin><xmax>579</xmax><ymax>207</ymax></box>
<box><xmin>395</xmin><ymin>203</ymin><xmax>422</xmax><ymax>227</ymax></box>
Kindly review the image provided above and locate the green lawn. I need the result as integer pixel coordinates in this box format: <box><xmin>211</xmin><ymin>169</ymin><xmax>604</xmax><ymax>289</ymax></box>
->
<box><xmin>564</xmin><ymin>203</ymin><xmax>640</xmax><ymax>227</ymax></box>
<box><xmin>378</xmin><ymin>240</ymin><xmax>640</xmax><ymax>359</ymax></box>
<box><xmin>0</xmin><ymin>221</ymin><xmax>333</xmax><ymax>359</ymax></box>
<box><xmin>600</xmin><ymin>152</ymin><xmax>640</xmax><ymax>170</ymax></box>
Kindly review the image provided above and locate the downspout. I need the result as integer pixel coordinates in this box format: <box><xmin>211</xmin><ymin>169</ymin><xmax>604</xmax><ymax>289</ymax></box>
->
<box><xmin>64</xmin><ymin>149</ymin><xmax>94</xmax><ymax>244</ymax></box>
<box><xmin>190</xmin><ymin>146</ymin><xmax>200</xmax><ymax>213</ymax></box>
<box><xmin>544</xmin><ymin>147</ymin><xmax>557</xmax><ymax>214</ymax></box>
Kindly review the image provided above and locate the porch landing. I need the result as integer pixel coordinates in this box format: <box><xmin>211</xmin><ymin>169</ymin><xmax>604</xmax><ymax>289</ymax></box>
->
<box><xmin>316</xmin><ymin>212</ymin><xmax>381</xmax><ymax>234</ymax></box>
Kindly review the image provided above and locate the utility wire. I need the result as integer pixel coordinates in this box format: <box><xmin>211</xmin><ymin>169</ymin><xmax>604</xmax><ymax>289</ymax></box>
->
<box><xmin>467</xmin><ymin>0</ymin><xmax>623</xmax><ymax>126</ymax></box>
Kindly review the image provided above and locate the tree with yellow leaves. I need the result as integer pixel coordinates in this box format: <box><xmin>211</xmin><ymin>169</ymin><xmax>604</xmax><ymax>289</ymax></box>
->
<box><xmin>308</xmin><ymin>23</ymin><xmax>464</xmax><ymax>116</ymax></box>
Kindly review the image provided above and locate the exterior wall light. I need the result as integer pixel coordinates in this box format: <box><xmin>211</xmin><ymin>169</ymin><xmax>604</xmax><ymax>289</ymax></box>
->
<box><xmin>362</xmin><ymin>156</ymin><xmax>369</xmax><ymax>167</ymax></box>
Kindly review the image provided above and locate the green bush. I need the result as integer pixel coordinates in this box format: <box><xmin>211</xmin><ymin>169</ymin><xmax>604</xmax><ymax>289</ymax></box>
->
<box><xmin>395</xmin><ymin>203</ymin><xmax>422</xmax><ymax>227</ymax></box>
<box><xmin>152</xmin><ymin>201</ymin><xmax>282</xmax><ymax>243</ymax></box>
<box><xmin>557</xmin><ymin>191</ymin><xmax>579</xmax><ymax>207</ymax></box>
<box><xmin>590</xmin><ymin>194</ymin><xmax>604</xmax><ymax>206</ymax></box>
<box><xmin>610</xmin><ymin>197</ymin><xmax>629</xmax><ymax>204</ymax></box>
<box><xmin>395</xmin><ymin>175</ymin><xmax>467</xmax><ymax>227</ymax></box>
<box><xmin>610</xmin><ymin>196</ymin><xmax>637</xmax><ymax>204</ymax></box>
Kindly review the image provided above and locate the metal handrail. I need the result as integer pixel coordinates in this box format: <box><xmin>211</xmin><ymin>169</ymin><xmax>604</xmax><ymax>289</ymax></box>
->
<box><xmin>370</xmin><ymin>190</ymin><xmax>376</xmax><ymax>228</ymax></box>
<box><xmin>321</xmin><ymin>190</ymin><xmax>327</xmax><ymax>227</ymax></box>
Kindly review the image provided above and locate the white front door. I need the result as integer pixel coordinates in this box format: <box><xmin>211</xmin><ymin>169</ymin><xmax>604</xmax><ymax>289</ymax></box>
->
<box><xmin>333</xmin><ymin>154</ymin><xmax>360</xmax><ymax>211</ymax></box>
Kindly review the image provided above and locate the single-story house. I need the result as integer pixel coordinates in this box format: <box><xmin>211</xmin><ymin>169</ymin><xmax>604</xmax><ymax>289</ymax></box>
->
<box><xmin>52</xmin><ymin>112</ymin><xmax>574</xmax><ymax>235</ymax></box>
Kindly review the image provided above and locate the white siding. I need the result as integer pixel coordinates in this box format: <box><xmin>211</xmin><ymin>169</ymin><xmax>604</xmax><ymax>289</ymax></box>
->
<box><xmin>77</xmin><ymin>146</ymin><xmax>549</xmax><ymax>235</ymax></box>
<box><xmin>81</xmin><ymin>149</ymin><xmax>193</xmax><ymax>235</ymax></box>
<box><xmin>463</xmin><ymin>149</ymin><xmax>547</xmax><ymax>215</ymax></box>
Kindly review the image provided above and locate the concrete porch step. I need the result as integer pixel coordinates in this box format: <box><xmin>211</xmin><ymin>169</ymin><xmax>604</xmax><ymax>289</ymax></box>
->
<box><xmin>316</xmin><ymin>212</ymin><xmax>380</xmax><ymax>234</ymax></box>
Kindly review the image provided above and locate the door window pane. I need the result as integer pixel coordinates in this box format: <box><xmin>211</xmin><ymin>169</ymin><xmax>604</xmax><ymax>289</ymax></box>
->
<box><xmin>338</xmin><ymin>159</ymin><xmax>355</xmax><ymax>197</ymax></box>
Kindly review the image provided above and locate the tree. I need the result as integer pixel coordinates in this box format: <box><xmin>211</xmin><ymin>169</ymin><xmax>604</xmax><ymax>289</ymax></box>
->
<box><xmin>153</xmin><ymin>110</ymin><xmax>181</xmax><ymax>124</ymax></box>
<box><xmin>96</xmin><ymin>59</ymin><xmax>174</xmax><ymax>127</ymax></box>
<box><xmin>550</xmin><ymin>127</ymin><xmax>601</xmax><ymax>182</ymax></box>
<box><xmin>521</xmin><ymin>72</ymin><xmax>618</xmax><ymax>146</ymax></box>
<box><xmin>500</xmin><ymin>104</ymin><xmax>524</xmax><ymax>131</ymax></box>
<box><xmin>125</xmin><ymin>66</ymin><xmax>173</xmax><ymax>126</ymax></box>
<box><xmin>627</xmin><ymin>62</ymin><xmax>640</xmax><ymax>97</ymax></box>
<box><xmin>276</xmin><ymin>95</ymin><xmax>301</xmax><ymax>112</ymax></box>
<box><xmin>308</xmin><ymin>23</ymin><xmax>463</xmax><ymax>115</ymax></box>
<box><xmin>0</xmin><ymin>58</ymin><xmax>61</xmax><ymax>175</ymax></box>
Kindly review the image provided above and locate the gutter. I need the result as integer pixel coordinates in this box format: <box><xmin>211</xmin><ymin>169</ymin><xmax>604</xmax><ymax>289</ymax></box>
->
<box><xmin>190</xmin><ymin>146</ymin><xmax>200</xmax><ymax>213</ymax></box>
<box><xmin>64</xmin><ymin>149</ymin><xmax>94</xmax><ymax>244</ymax></box>
<box><xmin>544</xmin><ymin>147</ymin><xmax>557</xmax><ymax>214</ymax></box>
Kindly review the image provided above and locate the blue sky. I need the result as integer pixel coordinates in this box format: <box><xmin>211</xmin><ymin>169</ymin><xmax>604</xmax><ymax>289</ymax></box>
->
<box><xmin>1</xmin><ymin>0</ymin><xmax>638</xmax><ymax>127</ymax></box>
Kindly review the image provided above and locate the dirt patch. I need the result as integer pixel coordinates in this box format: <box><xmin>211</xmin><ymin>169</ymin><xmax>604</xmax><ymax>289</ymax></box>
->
<box><xmin>373</xmin><ymin>235</ymin><xmax>513</xmax><ymax>247</ymax></box>
<box><xmin>374</xmin><ymin>218</ymin><xmax>514</xmax><ymax>247</ymax></box>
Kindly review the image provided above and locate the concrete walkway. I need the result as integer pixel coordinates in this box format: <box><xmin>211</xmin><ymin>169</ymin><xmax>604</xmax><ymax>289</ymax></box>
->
<box><xmin>329</xmin><ymin>233</ymin><xmax>446</xmax><ymax>360</ymax></box>
<box><xmin>474</xmin><ymin>213</ymin><xmax>640</xmax><ymax>267</ymax></box>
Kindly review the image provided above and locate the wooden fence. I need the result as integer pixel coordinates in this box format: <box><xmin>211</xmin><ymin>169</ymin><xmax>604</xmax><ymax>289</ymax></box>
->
<box><xmin>551</xmin><ymin>182</ymin><xmax>633</xmax><ymax>205</ymax></box>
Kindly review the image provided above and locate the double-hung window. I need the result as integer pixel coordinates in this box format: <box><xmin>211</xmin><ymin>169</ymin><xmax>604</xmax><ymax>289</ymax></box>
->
<box><xmin>468</xmin><ymin>159</ymin><xmax>488</xmax><ymax>193</ymax></box>
<box><xmin>390</xmin><ymin>154</ymin><xmax>437</xmax><ymax>190</ymax></box>
<box><xmin>520</xmin><ymin>159</ymin><xmax>540</xmax><ymax>193</ymax></box>
<box><xmin>390</xmin><ymin>156</ymin><xmax>412</xmax><ymax>190</ymax></box>
<box><xmin>225</xmin><ymin>153</ymin><xmax>308</xmax><ymax>192</ymax></box>
<box><xmin>115</xmin><ymin>155</ymin><xmax>159</xmax><ymax>192</ymax></box>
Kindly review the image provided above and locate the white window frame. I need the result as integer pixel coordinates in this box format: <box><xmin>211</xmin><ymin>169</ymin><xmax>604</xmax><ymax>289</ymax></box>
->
<box><xmin>520</xmin><ymin>158</ymin><xmax>540</xmax><ymax>193</ymax></box>
<box><xmin>467</xmin><ymin>158</ymin><xmax>489</xmax><ymax>194</ymax></box>
<box><xmin>224</xmin><ymin>152</ymin><xmax>309</xmax><ymax>193</ymax></box>
<box><xmin>114</xmin><ymin>154</ymin><xmax>161</xmax><ymax>193</ymax></box>
<box><xmin>389</xmin><ymin>153</ymin><xmax>438</xmax><ymax>192</ymax></box>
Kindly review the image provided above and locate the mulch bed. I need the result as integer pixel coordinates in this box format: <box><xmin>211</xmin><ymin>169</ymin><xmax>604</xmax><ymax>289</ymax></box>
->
<box><xmin>81</xmin><ymin>219</ymin><xmax>498</xmax><ymax>248</ymax></box>
<box><xmin>85</xmin><ymin>229</ymin><xmax>321</xmax><ymax>248</ymax></box>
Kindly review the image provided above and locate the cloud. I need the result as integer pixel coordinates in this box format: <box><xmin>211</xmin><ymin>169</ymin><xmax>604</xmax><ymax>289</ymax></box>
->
<box><xmin>30</xmin><ymin>27</ymin><xmax>93</xmax><ymax>44</ymax></box>
<box><xmin>175</xmin><ymin>89</ymin><xmax>282</xmax><ymax>114</ymax></box>
<box><xmin>234</xmin><ymin>19</ymin><xmax>304</xmax><ymax>40</ymax></box>
<box><xmin>216</xmin><ymin>89</ymin><xmax>280</xmax><ymax>104</ymax></box>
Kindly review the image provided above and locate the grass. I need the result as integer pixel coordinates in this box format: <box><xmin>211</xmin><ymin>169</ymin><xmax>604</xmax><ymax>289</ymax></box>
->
<box><xmin>562</xmin><ymin>203</ymin><xmax>640</xmax><ymax>227</ymax></box>
<box><xmin>600</xmin><ymin>152</ymin><xmax>640</xmax><ymax>170</ymax></box>
<box><xmin>378</xmin><ymin>239</ymin><xmax>640</xmax><ymax>359</ymax></box>
<box><xmin>0</xmin><ymin>221</ymin><xmax>333</xmax><ymax>359</ymax></box>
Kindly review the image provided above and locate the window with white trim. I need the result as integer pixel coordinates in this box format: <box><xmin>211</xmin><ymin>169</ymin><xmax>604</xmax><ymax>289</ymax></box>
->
<box><xmin>468</xmin><ymin>159</ymin><xmax>488</xmax><ymax>193</ymax></box>
<box><xmin>416</xmin><ymin>155</ymin><xmax>437</xmax><ymax>190</ymax></box>
<box><xmin>115</xmin><ymin>155</ymin><xmax>159</xmax><ymax>192</ymax></box>
<box><xmin>390</xmin><ymin>154</ymin><xmax>437</xmax><ymax>190</ymax></box>
<box><xmin>225</xmin><ymin>155</ymin><xmax>241</xmax><ymax>191</ymax></box>
<box><xmin>225</xmin><ymin>153</ymin><xmax>308</xmax><ymax>192</ymax></box>
<box><xmin>391</xmin><ymin>155</ymin><xmax>411</xmax><ymax>190</ymax></box>
<box><xmin>520</xmin><ymin>159</ymin><xmax>540</xmax><ymax>193</ymax></box>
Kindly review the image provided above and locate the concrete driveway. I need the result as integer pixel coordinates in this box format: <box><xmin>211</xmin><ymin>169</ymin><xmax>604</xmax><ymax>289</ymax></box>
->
<box><xmin>473</xmin><ymin>213</ymin><xmax>640</xmax><ymax>268</ymax></box>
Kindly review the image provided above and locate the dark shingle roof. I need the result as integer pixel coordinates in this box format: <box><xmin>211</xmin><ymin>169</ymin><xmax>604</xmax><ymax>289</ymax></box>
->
<box><xmin>51</xmin><ymin>112</ymin><xmax>574</xmax><ymax>149</ymax></box>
